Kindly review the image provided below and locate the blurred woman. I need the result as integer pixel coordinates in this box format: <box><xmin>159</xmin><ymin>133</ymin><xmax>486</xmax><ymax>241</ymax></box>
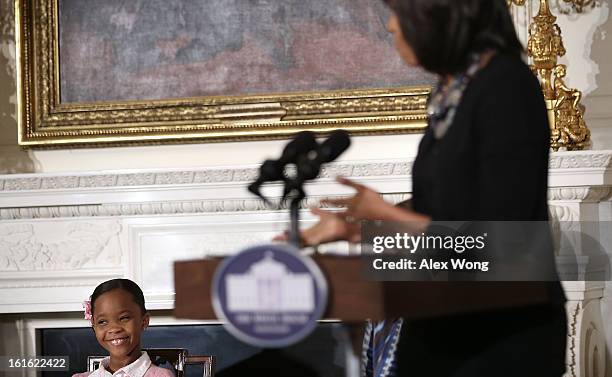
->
<box><xmin>293</xmin><ymin>0</ymin><xmax>567</xmax><ymax>376</ymax></box>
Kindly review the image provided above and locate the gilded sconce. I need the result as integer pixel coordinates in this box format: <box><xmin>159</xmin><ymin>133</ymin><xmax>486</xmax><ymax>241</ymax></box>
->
<box><xmin>512</xmin><ymin>0</ymin><xmax>592</xmax><ymax>151</ymax></box>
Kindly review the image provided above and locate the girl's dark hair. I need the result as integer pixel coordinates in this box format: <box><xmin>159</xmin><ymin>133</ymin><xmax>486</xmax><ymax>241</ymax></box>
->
<box><xmin>384</xmin><ymin>0</ymin><xmax>523</xmax><ymax>75</ymax></box>
<box><xmin>90</xmin><ymin>278</ymin><xmax>147</xmax><ymax>315</ymax></box>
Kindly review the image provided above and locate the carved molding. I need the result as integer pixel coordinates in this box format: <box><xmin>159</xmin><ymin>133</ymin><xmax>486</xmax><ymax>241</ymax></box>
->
<box><xmin>281</xmin><ymin>96</ymin><xmax>427</xmax><ymax>116</ymax></box>
<box><xmin>1</xmin><ymin>151</ymin><xmax>608</xmax><ymax>194</ymax></box>
<box><xmin>1</xmin><ymin>152</ymin><xmax>609</xmax><ymax>219</ymax></box>
<box><xmin>0</xmin><ymin>161</ymin><xmax>414</xmax><ymax>220</ymax></box>
<box><xmin>549</xmin><ymin>204</ymin><xmax>579</xmax><ymax>222</ymax></box>
<box><xmin>0</xmin><ymin>151</ymin><xmax>609</xmax><ymax>193</ymax></box>
<box><xmin>0</xmin><ymin>169</ymin><xmax>256</xmax><ymax>191</ymax></box>
<box><xmin>0</xmin><ymin>162</ymin><xmax>412</xmax><ymax>192</ymax></box>
<box><xmin>548</xmin><ymin>187</ymin><xmax>612</xmax><ymax>202</ymax></box>
<box><xmin>0</xmin><ymin>275</ymin><xmax>122</xmax><ymax>289</ymax></box>
<box><xmin>549</xmin><ymin>151</ymin><xmax>612</xmax><ymax>170</ymax></box>
<box><xmin>564</xmin><ymin>298</ymin><xmax>607</xmax><ymax>377</ymax></box>
<box><xmin>567</xmin><ymin>301</ymin><xmax>581</xmax><ymax>377</ymax></box>
<box><xmin>0</xmin><ymin>193</ymin><xmax>411</xmax><ymax>220</ymax></box>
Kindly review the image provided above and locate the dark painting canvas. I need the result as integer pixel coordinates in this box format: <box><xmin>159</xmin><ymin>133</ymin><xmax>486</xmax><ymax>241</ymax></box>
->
<box><xmin>58</xmin><ymin>0</ymin><xmax>435</xmax><ymax>103</ymax></box>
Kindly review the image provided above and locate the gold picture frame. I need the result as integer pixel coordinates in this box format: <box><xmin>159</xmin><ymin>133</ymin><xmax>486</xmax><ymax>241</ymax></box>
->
<box><xmin>16</xmin><ymin>0</ymin><xmax>431</xmax><ymax>148</ymax></box>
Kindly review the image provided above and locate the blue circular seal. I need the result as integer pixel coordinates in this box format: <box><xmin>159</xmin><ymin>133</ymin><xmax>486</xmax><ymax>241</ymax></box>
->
<box><xmin>211</xmin><ymin>244</ymin><xmax>328</xmax><ymax>348</ymax></box>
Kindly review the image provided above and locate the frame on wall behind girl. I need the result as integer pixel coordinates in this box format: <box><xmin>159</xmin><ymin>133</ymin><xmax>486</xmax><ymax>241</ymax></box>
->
<box><xmin>16</xmin><ymin>0</ymin><xmax>434</xmax><ymax>148</ymax></box>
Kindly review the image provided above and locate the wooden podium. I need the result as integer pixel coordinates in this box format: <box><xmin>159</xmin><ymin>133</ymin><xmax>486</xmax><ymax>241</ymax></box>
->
<box><xmin>174</xmin><ymin>255</ymin><xmax>551</xmax><ymax>322</ymax></box>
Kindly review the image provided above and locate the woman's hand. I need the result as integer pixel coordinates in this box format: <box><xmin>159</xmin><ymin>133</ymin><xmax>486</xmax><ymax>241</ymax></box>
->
<box><xmin>273</xmin><ymin>207</ymin><xmax>361</xmax><ymax>247</ymax></box>
<box><xmin>324</xmin><ymin>177</ymin><xmax>431</xmax><ymax>229</ymax></box>
<box><xmin>321</xmin><ymin>177</ymin><xmax>396</xmax><ymax>221</ymax></box>
<box><xmin>273</xmin><ymin>177</ymin><xmax>431</xmax><ymax>247</ymax></box>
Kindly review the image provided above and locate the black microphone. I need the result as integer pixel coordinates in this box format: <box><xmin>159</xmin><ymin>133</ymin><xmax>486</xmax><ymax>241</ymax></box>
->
<box><xmin>277</xmin><ymin>131</ymin><xmax>318</xmax><ymax>166</ymax></box>
<box><xmin>248</xmin><ymin>131</ymin><xmax>319</xmax><ymax>202</ymax></box>
<box><xmin>283</xmin><ymin>130</ymin><xmax>351</xmax><ymax>199</ymax></box>
<box><xmin>299</xmin><ymin>129</ymin><xmax>351</xmax><ymax>179</ymax></box>
<box><xmin>314</xmin><ymin>129</ymin><xmax>351</xmax><ymax>165</ymax></box>
<box><xmin>248</xmin><ymin>159</ymin><xmax>283</xmax><ymax>202</ymax></box>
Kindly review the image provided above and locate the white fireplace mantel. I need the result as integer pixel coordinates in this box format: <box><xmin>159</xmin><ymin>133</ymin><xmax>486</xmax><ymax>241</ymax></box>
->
<box><xmin>0</xmin><ymin>151</ymin><xmax>610</xmax><ymax>311</ymax></box>
<box><xmin>0</xmin><ymin>150</ymin><xmax>611</xmax><ymax>377</ymax></box>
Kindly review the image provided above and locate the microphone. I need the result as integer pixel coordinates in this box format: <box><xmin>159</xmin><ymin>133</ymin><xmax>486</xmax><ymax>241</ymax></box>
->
<box><xmin>247</xmin><ymin>159</ymin><xmax>283</xmax><ymax>203</ymax></box>
<box><xmin>283</xmin><ymin>130</ymin><xmax>351</xmax><ymax>199</ymax></box>
<box><xmin>277</xmin><ymin>131</ymin><xmax>318</xmax><ymax>166</ymax></box>
<box><xmin>248</xmin><ymin>131</ymin><xmax>319</xmax><ymax>202</ymax></box>
<box><xmin>314</xmin><ymin>129</ymin><xmax>351</xmax><ymax>165</ymax></box>
<box><xmin>299</xmin><ymin>129</ymin><xmax>351</xmax><ymax>179</ymax></box>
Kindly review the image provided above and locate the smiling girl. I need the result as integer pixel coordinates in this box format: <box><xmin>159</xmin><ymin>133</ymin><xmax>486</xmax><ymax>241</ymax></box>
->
<box><xmin>73</xmin><ymin>279</ymin><xmax>174</xmax><ymax>377</ymax></box>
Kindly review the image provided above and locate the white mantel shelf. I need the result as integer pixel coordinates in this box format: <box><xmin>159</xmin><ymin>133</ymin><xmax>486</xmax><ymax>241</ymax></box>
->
<box><xmin>548</xmin><ymin>150</ymin><xmax>612</xmax><ymax>187</ymax></box>
<box><xmin>0</xmin><ymin>160</ymin><xmax>412</xmax><ymax>215</ymax></box>
<box><xmin>0</xmin><ymin>151</ymin><xmax>610</xmax><ymax>219</ymax></box>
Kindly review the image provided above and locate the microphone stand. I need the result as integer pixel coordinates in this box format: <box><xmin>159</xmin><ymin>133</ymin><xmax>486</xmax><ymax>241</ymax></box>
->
<box><xmin>285</xmin><ymin>183</ymin><xmax>306</xmax><ymax>249</ymax></box>
<box><xmin>284</xmin><ymin>153</ymin><xmax>316</xmax><ymax>250</ymax></box>
<box><xmin>283</xmin><ymin>154</ymin><xmax>324</xmax><ymax>250</ymax></box>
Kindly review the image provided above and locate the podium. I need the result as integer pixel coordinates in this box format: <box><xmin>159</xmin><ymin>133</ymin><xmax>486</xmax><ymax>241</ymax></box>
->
<box><xmin>174</xmin><ymin>255</ymin><xmax>551</xmax><ymax>322</ymax></box>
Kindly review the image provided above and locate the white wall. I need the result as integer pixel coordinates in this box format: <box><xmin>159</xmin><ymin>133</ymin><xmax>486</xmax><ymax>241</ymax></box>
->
<box><xmin>555</xmin><ymin>2</ymin><xmax>612</xmax><ymax>151</ymax></box>
<box><xmin>24</xmin><ymin>134</ymin><xmax>423</xmax><ymax>173</ymax></box>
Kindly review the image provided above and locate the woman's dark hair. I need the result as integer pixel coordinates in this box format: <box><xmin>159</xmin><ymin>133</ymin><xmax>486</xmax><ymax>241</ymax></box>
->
<box><xmin>90</xmin><ymin>278</ymin><xmax>147</xmax><ymax>315</ymax></box>
<box><xmin>384</xmin><ymin>0</ymin><xmax>523</xmax><ymax>75</ymax></box>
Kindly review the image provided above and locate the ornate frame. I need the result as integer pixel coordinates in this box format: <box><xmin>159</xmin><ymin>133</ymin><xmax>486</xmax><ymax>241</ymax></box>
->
<box><xmin>15</xmin><ymin>0</ymin><xmax>430</xmax><ymax>148</ymax></box>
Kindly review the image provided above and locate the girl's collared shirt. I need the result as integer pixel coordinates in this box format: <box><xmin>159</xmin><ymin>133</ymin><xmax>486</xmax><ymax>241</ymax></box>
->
<box><xmin>72</xmin><ymin>351</ymin><xmax>175</xmax><ymax>377</ymax></box>
<box><xmin>91</xmin><ymin>351</ymin><xmax>152</xmax><ymax>377</ymax></box>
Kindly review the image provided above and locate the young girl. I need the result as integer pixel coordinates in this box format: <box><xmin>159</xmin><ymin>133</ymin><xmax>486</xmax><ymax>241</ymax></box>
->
<box><xmin>73</xmin><ymin>279</ymin><xmax>174</xmax><ymax>377</ymax></box>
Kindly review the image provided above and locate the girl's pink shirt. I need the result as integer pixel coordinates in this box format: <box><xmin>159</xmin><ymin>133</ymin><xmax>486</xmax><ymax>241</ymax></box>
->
<box><xmin>72</xmin><ymin>351</ymin><xmax>175</xmax><ymax>377</ymax></box>
<box><xmin>72</xmin><ymin>365</ymin><xmax>174</xmax><ymax>377</ymax></box>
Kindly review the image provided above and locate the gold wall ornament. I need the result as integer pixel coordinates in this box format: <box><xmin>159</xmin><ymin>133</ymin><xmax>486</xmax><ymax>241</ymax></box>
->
<box><xmin>527</xmin><ymin>0</ymin><xmax>567</xmax><ymax>100</ymax></box>
<box><xmin>15</xmin><ymin>0</ymin><xmax>431</xmax><ymax>149</ymax></box>
<box><xmin>526</xmin><ymin>0</ymin><xmax>591</xmax><ymax>150</ymax></box>
<box><xmin>550</xmin><ymin>65</ymin><xmax>591</xmax><ymax>150</ymax></box>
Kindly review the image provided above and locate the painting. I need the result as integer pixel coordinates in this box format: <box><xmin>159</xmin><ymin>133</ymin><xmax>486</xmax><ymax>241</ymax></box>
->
<box><xmin>16</xmin><ymin>0</ymin><xmax>434</xmax><ymax>148</ymax></box>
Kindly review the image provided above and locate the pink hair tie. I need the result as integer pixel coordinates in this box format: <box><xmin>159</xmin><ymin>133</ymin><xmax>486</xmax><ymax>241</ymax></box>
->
<box><xmin>83</xmin><ymin>298</ymin><xmax>92</xmax><ymax>325</ymax></box>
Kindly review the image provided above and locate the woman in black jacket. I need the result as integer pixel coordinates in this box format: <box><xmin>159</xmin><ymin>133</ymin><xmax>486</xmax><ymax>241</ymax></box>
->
<box><xmin>290</xmin><ymin>0</ymin><xmax>568</xmax><ymax>376</ymax></box>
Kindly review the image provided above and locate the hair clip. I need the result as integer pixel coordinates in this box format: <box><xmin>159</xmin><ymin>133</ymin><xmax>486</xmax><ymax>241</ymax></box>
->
<box><xmin>83</xmin><ymin>298</ymin><xmax>92</xmax><ymax>325</ymax></box>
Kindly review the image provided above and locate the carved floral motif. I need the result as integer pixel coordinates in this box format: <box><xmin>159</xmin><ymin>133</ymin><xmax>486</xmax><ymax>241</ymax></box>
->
<box><xmin>0</xmin><ymin>221</ymin><xmax>122</xmax><ymax>271</ymax></box>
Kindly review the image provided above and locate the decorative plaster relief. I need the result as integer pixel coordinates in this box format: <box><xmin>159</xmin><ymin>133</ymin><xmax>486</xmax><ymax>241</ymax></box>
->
<box><xmin>565</xmin><ymin>298</ymin><xmax>607</xmax><ymax>377</ymax></box>
<box><xmin>550</xmin><ymin>204</ymin><xmax>579</xmax><ymax>222</ymax></box>
<box><xmin>567</xmin><ymin>301</ymin><xmax>581</xmax><ymax>377</ymax></box>
<box><xmin>0</xmin><ymin>221</ymin><xmax>122</xmax><ymax>271</ymax></box>
<box><xmin>1</xmin><ymin>152</ymin><xmax>609</xmax><ymax>194</ymax></box>
<box><xmin>549</xmin><ymin>187</ymin><xmax>612</xmax><ymax>202</ymax></box>
<box><xmin>0</xmin><ymin>193</ymin><xmax>411</xmax><ymax>220</ymax></box>
<box><xmin>549</xmin><ymin>152</ymin><xmax>612</xmax><ymax>170</ymax></box>
<box><xmin>0</xmin><ymin>162</ymin><xmax>411</xmax><ymax>192</ymax></box>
